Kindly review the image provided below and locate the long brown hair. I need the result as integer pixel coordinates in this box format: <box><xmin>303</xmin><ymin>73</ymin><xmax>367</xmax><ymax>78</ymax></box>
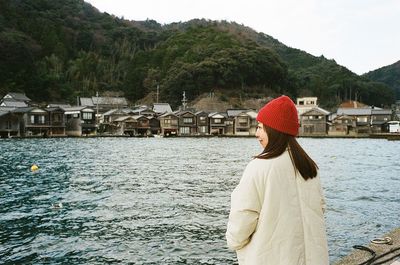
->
<box><xmin>255</xmin><ymin>125</ymin><xmax>318</xmax><ymax>180</ymax></box>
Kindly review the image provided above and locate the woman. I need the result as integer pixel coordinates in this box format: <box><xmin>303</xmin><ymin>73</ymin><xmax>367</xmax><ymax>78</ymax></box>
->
<box><xmin>226</xmin><ymin>95</ymin><xmax>329</xmax><ymax>265</ymax></box>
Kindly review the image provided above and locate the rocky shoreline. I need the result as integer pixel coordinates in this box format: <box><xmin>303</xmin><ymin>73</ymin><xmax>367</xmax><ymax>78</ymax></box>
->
<box><xmin>334</xmin><ymin>227</ymin><xmax>400</xmax><ymax>265</ymax></box>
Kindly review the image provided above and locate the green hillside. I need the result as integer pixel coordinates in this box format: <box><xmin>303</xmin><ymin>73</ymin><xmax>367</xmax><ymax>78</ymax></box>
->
<box><xmin>0</xmin><ymin>0</ymin><xmax>395</xmax><ymax>108</ymax></box>
<box><xmin>364</xmin><ymin>60</ymin><xmax>400</xmax><ymax>99</ymax></box>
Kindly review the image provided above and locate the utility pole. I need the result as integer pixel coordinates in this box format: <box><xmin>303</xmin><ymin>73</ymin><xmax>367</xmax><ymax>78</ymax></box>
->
<box><xmin>156</xmin><ymin>84</ymin><xmax>159</xmax><ymax>103</ymax></box>
<box><xmin>96</xmin><ymin>91</ymin><xmax>99</xmax><ymax>126</ymax></box>
<box><xmin>182</xmin><ymin>91</ymin><xmax>187</xmax><ymax>110</ymax></box>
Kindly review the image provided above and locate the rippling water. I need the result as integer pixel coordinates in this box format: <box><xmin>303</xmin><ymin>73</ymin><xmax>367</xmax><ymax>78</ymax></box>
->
<box><xmin>0</xmin><ymin>137</ymin><xmax>399</xmax><ymax>264</ymax></box>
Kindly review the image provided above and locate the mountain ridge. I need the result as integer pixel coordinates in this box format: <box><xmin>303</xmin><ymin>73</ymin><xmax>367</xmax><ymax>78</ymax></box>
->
<box><xmin>0</xmin><ymin>0</ymin><xmax>396</xmax><ymax>109</ymax></box>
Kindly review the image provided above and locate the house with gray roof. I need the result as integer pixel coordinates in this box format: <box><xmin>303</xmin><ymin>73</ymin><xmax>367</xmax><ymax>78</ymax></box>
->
<box><xmin>195</xmin><ymin>111</ymin><xmax>209</xmax><ymax>135</ymax></box>
<box><xmin>63</xmin><ymin>106</ymin><xmax>96</xmax><ymax>136</ymax></box>
<box><xmin>153</xmin><ymin>103</ymin><xmax>172</xmax><ymax>115</ymax></box>
<box><xmin>337</xmin><ymin>107</ymin><xmax>391</xmax><ymax>133</ymax></box>
<box><xmin>209</xmin><ymin>112</ymin><xmax>227</xmax><ymax>135</ymax></box>
<box><xmin>159</xmin><ymin>112</ymin><xmax>178</xmax><ymax>136</ymax></box>
<box><xmin>236</xmin><ymin>110</ymin><xmax>258</xmax><ymax>136</ymax></box>
<box><xmin>299</xmin><ymin>107</ymin><xmax>330</xmax><ymax>136</ymax></box>
<box><xmin>79</xmin><ymin>96</ymin><xmax>129</xmax><ymax>114</ymax></box>
<box><xmin>0</xmin><ymin>107</ymin><xmax>19</xmax><ymax>137</ymax></box>
<box><xmin>11</xmin><ymin>107</ymin><xmax>49</xmax><ymax>137</ymax></box>
<box><xmin>328</xmin><ymin>115</ymin><xmax>357</xmax><ymax>136</ymax></box>
<box><xmin>2</xmin><ymin>92</ymin><xmax>31</xmax><ymax>102</ymax></box>
<box><xmin>176</xmin><ymin>110</ymin><xmax>197</xmax><ymax>136</ymax></box>
<box><xmin>0</xmin><ymin>99</ymin><xmax>29</xmax><ymax>107</ymax></box>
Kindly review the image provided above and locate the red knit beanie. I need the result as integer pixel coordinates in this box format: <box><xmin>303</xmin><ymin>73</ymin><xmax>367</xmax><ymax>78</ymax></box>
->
<box><xmin>256</xmin><ymin>95</ymin><xmax>299</xmax><ymax>136</ymax></box>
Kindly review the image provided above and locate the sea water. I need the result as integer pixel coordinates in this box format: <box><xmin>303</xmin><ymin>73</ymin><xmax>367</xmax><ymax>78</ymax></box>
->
<box><xmin>0</xmin><ymin>137</ymin><xmax>399</xmax><ymax>264</ymax></box>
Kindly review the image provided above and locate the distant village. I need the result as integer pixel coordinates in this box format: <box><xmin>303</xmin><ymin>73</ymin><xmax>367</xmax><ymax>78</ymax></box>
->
<box><xmin>0</xmin><ymin>92</ymin><xmax>400</xmax><ymax>138</ymax></box>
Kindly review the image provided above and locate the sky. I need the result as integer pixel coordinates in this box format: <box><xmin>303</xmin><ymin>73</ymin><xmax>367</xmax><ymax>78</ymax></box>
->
<box><xmin>84</xmin><ymin>0</ymin><xmax>400</xmax><ymax>75</ymax></box>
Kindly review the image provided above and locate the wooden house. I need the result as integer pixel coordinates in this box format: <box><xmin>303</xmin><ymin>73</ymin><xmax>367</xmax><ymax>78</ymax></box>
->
<box><xmin>149</xmin><ymin>117</ymin><xmax>161</xmax><ymax>135</ymax></box>
<box><xmin>102</xmin><ymin>109</ymin><xmax>134</xmax><ymax>134</ymax></box>
<box><xmin>112</xmin><ymin>116</ymin><xmax>138</xmax><ymax>136</ymax></box>
<box><xmin>195</xmin><ymin>111</ymin><xmax>209</xmax><ymax>135</ymax></box>
<box><xmin>299</xmin><ymin>107</ymin><xmax>330</xmax><ymax>135</ymax></box>
<box><xmin>296</xmin><ymin>97</ymin><xmax>318</xmax><ymax>119</ymax></box>
<box><xmin>45</xmin><ymin>107</ymin><xmax>66</xmax><ymax>136</ymax></box>
<box><xmin>79</xmin><ymin>96</ymin><xmax>129</xmax><ymax>114</ymax></box>
<box><xmin>371</xmin><ymin>109</ymin><xmax>392</xmax><ymax>133</ymax></box>
<box><xmin>0</xmin><ymin>99</ymin><xmax>28</xmax><ymax>107</ymax></box>
<box><xmin>227</xmin><ymin>110</ymin><xmax>247</xmax><ymax>135</ymax></box>
<box><xmin>337</xmin><ymin>107</ymin><xmax>392</xmax><ymax>134</ymax></box>
<box><xmin>177</xmin><ymin>110</ymin><xmax>197</xmax><ymax>135</ymax></box>
<box><xmin>159</xmin><ymin>112</ymin><xmax>178</xmax><ymax>136</ymax></box>
<box><xmin>1</xmin><ymin>92</ymin><xmax>31</xmax><ymax>108</ymax></box>
<box><xmin>131</xmin><ymin>115</ymin><xmax>151</xmax><ymax>136</ymax></box>
<box><xmin>209</xmin><ymin>112</ymin><xmax>227</xmax><ymax>135</ymax></box>
<box><xmin>0</xmin><ymin>107</ymin><xmax>19</xmax><ymax>138</ymax></box>
<box><xmin>328</xmin><ymin>115</ymin><xmax>357</xmax><ymax>136</ymax></box>
<box><xmin>131</xmin><ymin>106</ymin><xmax>156</xmax><ymax>117</ymax></box>
<box><xmin>11</xmin><ymin>107</ymin><xmax>49</xmax><ymax>137</ymax></box>
<box><xmin>153</xmin><ymin>103</ymin><xmax>173</xmax><ymax>116</ymax></box>
<box><xmin>63</xmin><ymin>106</ymin><xmax>96</xmax><ymax>136</ymax></box>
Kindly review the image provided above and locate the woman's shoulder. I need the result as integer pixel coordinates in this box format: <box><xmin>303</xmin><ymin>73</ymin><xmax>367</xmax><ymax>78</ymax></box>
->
<box><xmin>245</xmin><ymin>157</ymin><xmax>274</xmax><ymax>173</ymax></box>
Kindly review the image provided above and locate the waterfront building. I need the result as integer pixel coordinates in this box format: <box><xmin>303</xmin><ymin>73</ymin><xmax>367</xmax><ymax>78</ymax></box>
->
<box><xmin>328</xmin><ymin>115</ymin><xmax>357</xmax><ymax>136</ymax></box>
<box><xmin>209</xmin><ymin>112</ymin><xmax>227</xmax><ymax>135</ymax></box>
<box><xmin>148</xmin><ymin>116</ymin><xmax>161</xmax><ymax>135</ymax></box>
<box><xmin>299</xmin><ymin>107</ymin><xmax>330</xmax><ymax>136</ymax></box>
<box><xmin>0</xmin><ymin>107</ymin><xmax>18</xmax><ymax>138</ymax></box>
<box><xmin>63</xmin><ymin>106</ymin><xmax>96</xmax><ymax>136</ymax></box>
<box><xmin>176</xmin><ymin>110</ymin><xmax>197</xmax><ymax>136</ymax></box>
<box><xmin>296</xmin><ymin>97</ymin><xmax>318</xmax><ymax>119</ymax></box>
<box><xmin>153</xmin><ymin>103</ymin><xmax>173</xmax><ymax>116</ymax></box>
<box><xmin>112</xmin><ymin>116</ymin><xmax>137</xmax><ymax>136</ymax></box>
<box><xmin>45</xmin><ymin>107</ymin><xmax>66</xmax><ymax>136</ymax></box>
<box><xmin>79</xmin><ymin>96</ymin><xmax>128</xmax><ymax>114</ymax></box>
<box><xmin>159</xmin><ymin>112</ymin><xmax>178</xmax><ymax>136</ymax></box>
<box><xmin>11</xmin><ymin>107</ymin><xmax>49</xmax><ymax>137</ymax></box>
<box><xmin>337</xmin><ymin>107</ymin><xmax>391</xmax><ymax>134</ymax></box>
<box><xmin>131</xmin><ymin>106</ymin><xmax>156</xmax><ymax>117</ymax></box>
<box><xmin>227</xmin><ymin>109</ymin><xmax>257</xmax><ymax>136</ymax></box>
<box><xmin>0</xmin><ymin>92</ymin><xmax>32</xmax><ymax>108</ymax></box>
<box><xmin>195</xmin><ymin>111</ymin><xmax>209</xmax><ymax>135</ymax></box>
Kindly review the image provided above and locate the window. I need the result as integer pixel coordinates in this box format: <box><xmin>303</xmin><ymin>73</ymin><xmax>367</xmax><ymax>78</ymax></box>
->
<box><xmin>53</xmin><ymin>114</ymin><xmax>62</xmax><ymax>123</ymax></box>
<box><xmin>238</xmin><ymin>117</ymin><xmax>248</xmax><ymax>124</ymax></box>
<box><xmin>357</xmin><ymin>117</ymin><xmax>367</xmax><ymax>123</ymax></box>
<box><xmin>39</xmin><ymin>115</ymin><xmax>45</xmax><ymax>124</ymax></box>
<box><xmin>164</xmin><ymin>119</ymin><xmax>170</xmax><ymax>125</ymax></box>
<box><xmin>199</xmin><ymin>126</ymin><xmax>207</xmax><ymax>133</ymax></box>
<box><xmin>199</xmin><ymin>116</ymin><xmax>206</xmax><ymax>121</ymax></box>
<box><xmin>82</xmin><ymin>112</ymin><xmax>92</xmax><ymax>120</ymax></box>
<box><xmin>180</xmin><ymin>127</ymin><xmax>190</xmax><ymax>134</ymax></box>
<box><xmin>183</xmin><ymin>117</ymin><xmax>193</xmax><ymax>123</ymax></box>
<box><xmin>214</xmin><ymin>118</ymin><xmax>221</xmax><ymax>123</ymax></box>
<box><xmin>30</xmin><ymin>115</ymin><xmax>45</xmax><ymax>124</ymax></box>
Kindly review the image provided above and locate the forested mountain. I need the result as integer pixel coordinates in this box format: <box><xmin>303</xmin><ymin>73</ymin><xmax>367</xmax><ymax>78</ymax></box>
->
<box><xmin>0</xmin><ymin>0</ymin><xmax>396</xmax><ymax>108</ymax></box>
<box><xmin>364</xmin><ymin>60</ymin><xmax>400</xmax><ymax>100</ymax></box>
